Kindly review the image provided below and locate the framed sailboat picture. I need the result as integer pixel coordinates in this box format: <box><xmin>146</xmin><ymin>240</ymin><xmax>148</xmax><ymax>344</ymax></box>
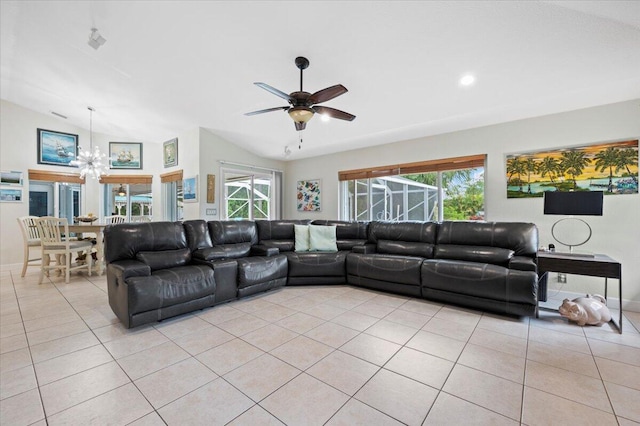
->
<box><xmin>183</xmin><ymin>175</ymin><xmax>198</xmax><ymax>202</ymax></box>
<box><xmin>37</xmin><ymin>128</ymin><xmax>79</xmax><ymax>167</ymax></box>
<box><xmin>109</xmin><ymin>142</ymin><xmax>143</xmax><ymax>169</ymax></box>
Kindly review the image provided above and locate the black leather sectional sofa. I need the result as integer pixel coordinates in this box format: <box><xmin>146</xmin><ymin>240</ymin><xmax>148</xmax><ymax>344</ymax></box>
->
<box><xmin>104</xmin><ymin>219</ymin><xmax>539</xmax><ymax>328</ymax></box>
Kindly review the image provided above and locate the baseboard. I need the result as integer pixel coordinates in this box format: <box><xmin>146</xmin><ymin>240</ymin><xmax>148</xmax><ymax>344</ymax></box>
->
<box><xmin>545</xmin><ymin>288</ymin><xmax>640</xmax><ymax>313</ymax></box>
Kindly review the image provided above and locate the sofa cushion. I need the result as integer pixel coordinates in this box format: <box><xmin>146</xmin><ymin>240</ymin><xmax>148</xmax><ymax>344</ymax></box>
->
<box><xmin>368</xmin><ymin>221</ymin><xmax>437</xmax><ymax>258</ymax></box>
<box><xmin>309</xmin><ymin>225</ymin><xmax>338</xmax><ymax>252</ymax></box>
<box><xmin>136</xmin><ymin>248</ymin><xmax>191</xmax><ymax>271</ymax></box>
<box><xmin>126</xmin><ymin>265</ymin><xmax>215</xmax><ymax>314</ymax></box>
<box><xmin>434</xmin><ymin>245</ymin><xmax>514</xmax><ymax>266</ymax></box>
<box><xmin>237</xmin><ymin>255</ymin><xmax>288</xmax><ymax>288</ymax></box>
<box><xmin>437</xmin><ymin>221</ymin><xmax>538</xmax><ymax>256</ymax></box>
<box><xmin>286</xmin><ymin>251</ymin><xmax>347</xmax><ymax>277</ymax></box>
<box><xmin>294</xmin><ymin>224</ymin><xmax>310</xmax><ymax>252</ymax></box>
<box><xmin>183</xmin><ymin>220</ymin><xmax>213</xmax><ymax>252</ymax></box>
<box><xmin>377</xmin><ymin>240</ymin><xmax>434</xmax><ymax>258</ymax></box>
<box><xmin>256</xmin><ymin>220</ymin><xmax>312</xmax><ymax>252</ymax></box>
<box><xmin>105</xmin><ymin>221</ymin><xmax>187</xmax><ymax>263</ymax></box>
<box><xmin>208</xmin><ymin>221</ymin><xmax>258</xmax><ymax>246</ymax></box>
<box><xmin>192</xmin><ymin>243</ymin><xmax>253</xmax><ymax>261</ymax></box>
<box><xmin>346</xmin><ymin>253</ymin><xmax>423</xmax><ymax>286</ymax></box>
<box><xmin>421</xmin><ymin>259</ymin><xmax>537</xmax><ymax>305</ymax></box>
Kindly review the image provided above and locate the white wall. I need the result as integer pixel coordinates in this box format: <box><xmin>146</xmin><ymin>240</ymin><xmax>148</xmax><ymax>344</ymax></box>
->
<box><xmin>0</xmin><ymin>100</ymin><xmax>163</xmax><ymax>265</ymax></box>
<box><xmin>284</xmin><ymin>100</ymin><xmax>640</xmax><ymax>307</ymax></box>
<box><xmin>197</xmin><ymin>128</ymin><xmax>285</xmax><ymax>220</ymax></box>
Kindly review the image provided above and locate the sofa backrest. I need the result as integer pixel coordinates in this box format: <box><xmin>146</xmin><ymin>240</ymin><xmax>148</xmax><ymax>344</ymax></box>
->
<box><xmin>183</xmin><ymin>220</ymin><xmax>213</xmax><ymax>252</ymax></box>
<box><xmin>311</xmin><ymin>220</ymin><xmax>369</xmax><ymax>250</ymax></box>
<box><xmin>256</xmin><ymin>219</ymin><xmax>312</xmax><ymax>252</ymax></box>
<box><xmin>104</xmin><ymin>222</ymin><xmax>189</xmax><ymax>268</ymax></box>
<box><xmin>435</xmin><ymin>221</ymin><xmax>538</xmax><ymax>264</ymax></box>
<box><xmin>368</xmin><ymin>221</ymin><xmax>438</xmax><ymax>258</ymax></box>
<box><xmin>208</xmin><ymin>220</ymin><xmax>258</xmax><ymax>258</ymax></box>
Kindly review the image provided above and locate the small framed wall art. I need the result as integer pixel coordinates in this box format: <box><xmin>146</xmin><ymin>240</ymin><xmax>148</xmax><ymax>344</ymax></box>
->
<box><xmin>206</xmin><ymin>174</ymin><xmax>215</xmax><ymax>203</ymax></box>
<box><xmin>183</xmin><ymin>175</ymin><xmax>198</xmax><ymax>202</ymax></box>
<box><xmin>110</xmin><ymin>142</ymin><xmax>143</xmax><ymax>169</ymax></box>
<box><xmin>297</xmin><ymin>179</ymin><xmax>321</xmax><ymax>212</ymax></box>
<box><xmin>163</xmin><ymin>138</ymin><xmax>178</xmax><ymax>168</ymax></box>
<box><xmin>0</xmin><ymin>170</ymin><xmax>23</xmax><ymax>186</ymax></box>
<box><xmin>37</xmin><ymin>128</ymin><xmax>79</xmax><ymax>167</ymax></box>
<box><xmin>0</xmin><ymin>188</ymin><xmax>23</xmax><ymax>202</ymax></box>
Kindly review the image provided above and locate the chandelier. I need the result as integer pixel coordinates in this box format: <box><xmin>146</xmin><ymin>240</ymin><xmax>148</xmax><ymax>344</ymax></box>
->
<box><xmin>71</xmin><ymin>107</ymin><xmax>108</xmax><ymax>179</ymax></box>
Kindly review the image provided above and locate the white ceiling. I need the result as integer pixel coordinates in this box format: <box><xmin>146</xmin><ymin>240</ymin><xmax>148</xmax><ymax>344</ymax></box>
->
<box><xmin>2</xmin><ymin>1</ymin><xmax>640</xmax><ymax>161</ymax></box>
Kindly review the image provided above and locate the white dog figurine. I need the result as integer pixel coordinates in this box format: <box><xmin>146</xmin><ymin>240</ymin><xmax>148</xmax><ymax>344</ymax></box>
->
<box><xmin>558</xmin><ymin>294</ymin><xmax>611</xmax><ymax>326</ymax></box>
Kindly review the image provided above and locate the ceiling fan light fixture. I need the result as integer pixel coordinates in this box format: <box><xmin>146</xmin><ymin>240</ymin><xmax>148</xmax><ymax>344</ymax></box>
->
<box><xmin>288</xmin><ymin>106</ymin><xmax>314</xmax><ymax>123</ymax></box>
<box><xmin>116</xmin><ymin>184</ymin><xmax>127</xmax><ymax>197</ymax></box>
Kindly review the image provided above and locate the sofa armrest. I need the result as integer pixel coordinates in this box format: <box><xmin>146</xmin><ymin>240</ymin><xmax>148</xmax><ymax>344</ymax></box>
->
<box><xmin>509</xmin><ymin>256</ymin><xmax>537</xmax><ymax>272</ymax></box>
<box><xmin>352</xmin><ymin>243</ymin><xmax>376</xmax><ymax>254</ymax></box>
<box><xmin>251</xmin><ymin>245</ymin><xmax>280</xmax><ymax>257</ymax></box>
<box><xmin>108</xmin><ymin>259</ymin><xmax>151</xmax><ymax>282</ymax></box>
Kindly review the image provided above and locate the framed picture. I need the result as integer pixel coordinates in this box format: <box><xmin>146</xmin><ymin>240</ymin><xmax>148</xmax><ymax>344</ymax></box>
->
<box><xmin>206</xmin><ymin>174</ymin><xmax>215</xmax><ymax>203</ymax></box>
<box><xmin>163</xmin><ymin>138</ymin><xmax>178</xmax><ymax>168</ymax></box>
<box><xmin>506</xmin><ymin>139</ymin><xmax>638</xmax><ymax>198</ymax></box>
<box><xmin>0</xmin><ymin>188</ymin><xmax>23</xmax><ymax>202</ymax></box>
<box><xmin>297</xmin><ymin>179</ymin><xmax>321</xmax><ymax>212</ymax></box>
<box><xmin>37</xmin><ymin>128</ymin><xmax>79</xmax><ymax>167</ymax></box>
<box><xmin>0</xmin><ymin>170</ymin><xmax>23</xmax><ymax>186</ymax></box>
<box><xmin>109</xmin><ymin>142</ymin><xmax>143</xmax><ymax>169</ymax></box>
<box><xmin>183</xmin><ymin>175</ymin><xmax>198</xmax><ymax>202</ymax></box>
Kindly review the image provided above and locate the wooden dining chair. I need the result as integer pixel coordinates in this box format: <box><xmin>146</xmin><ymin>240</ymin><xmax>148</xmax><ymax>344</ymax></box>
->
<box><xmin>104</xmin><ymin>215</ymin><xmax>127</xmax><ymax>225</ymax></box>
<box><xmin>17</xmin><ymin>216</ymin><xmax>42</xmax><ymax>277</ymax></box>
<box><xmin>35</xmin><ymin>217</ymin><xmax>93</xmax><ymax>284</ymax></box>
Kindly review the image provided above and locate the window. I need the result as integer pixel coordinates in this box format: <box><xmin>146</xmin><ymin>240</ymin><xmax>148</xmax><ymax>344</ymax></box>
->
<box><xmin>100</xmin><ymin>175</ymin><xmax>153</xmax><ymax>222</ymax></box>
<box><xmin>161</xmin><ymin>170</ymin><xmax>183</xmax><ymax>221</ymax></box>
<box><xmin>340</xmin><ymin>155</ymin><xmax>485</xmax><ymax>222</ymax></box>
<box><xmin>222</xmin><ymin>166</ymin><xmax>282</xmax><ymax>220</ymax></box>
<box><xmin>27</xmin><ymin>169</ymin><xmax>84</xmax><ymax>221</ymax></box>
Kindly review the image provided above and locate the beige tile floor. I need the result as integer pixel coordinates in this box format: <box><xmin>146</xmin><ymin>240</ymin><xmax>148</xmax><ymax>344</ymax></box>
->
<box><xmin>1</xmin><ymin>266</ymin><xmax>640</xmax><ymax>426</ymax></box>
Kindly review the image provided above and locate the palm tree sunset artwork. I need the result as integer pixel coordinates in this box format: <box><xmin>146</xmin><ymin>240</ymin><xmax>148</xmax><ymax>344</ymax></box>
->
<box><xmin>506</xmin><ymin>140</ymin><xmax>638</xmax><ymax>198</ymax></box>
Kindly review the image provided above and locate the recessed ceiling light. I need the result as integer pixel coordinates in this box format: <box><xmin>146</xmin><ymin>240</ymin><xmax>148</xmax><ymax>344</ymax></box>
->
<box><xmin>459</xmin><ymin>74</ymin><xmax>476</xmax><ymax>87</ymax></box>
<box><xmin>320</xmin><ymin>114</ymin><xmax>330</xmax><ymax>122</ymax></box>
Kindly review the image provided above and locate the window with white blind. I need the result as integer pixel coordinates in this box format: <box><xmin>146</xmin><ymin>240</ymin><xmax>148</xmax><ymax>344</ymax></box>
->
<box><xmin>339</xmin><ymin>154</ymin><xmax>486</xmax><ymax>222</ymax></box>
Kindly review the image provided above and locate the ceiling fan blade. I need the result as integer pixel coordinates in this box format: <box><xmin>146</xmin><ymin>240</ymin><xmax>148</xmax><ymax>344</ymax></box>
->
<box><xmin>313</xmin><ymin>106</ymin><xmax>356</xmax><ymax>121</ymax></box>
<box><xmin>244</xmin><ymin>106</ymin><xmax>289</xmax><ymax>116</ymax></box>
<box><xmin>254</xmin><ymin>82</ymin><xmax>294</xmax><ymax>103</ymax></box>
<box><xmin>308</xmin><ymin>84</ymin><xmax>348</xmax><ymax>104</ymax></box>
<box><xmin>295</xmin><ymin>121</ymin><xmax>306</xmax><ymax>131</ymax></box>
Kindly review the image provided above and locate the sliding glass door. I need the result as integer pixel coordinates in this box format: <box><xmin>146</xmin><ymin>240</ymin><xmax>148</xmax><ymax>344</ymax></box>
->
<box><xmin>222</xmin><ymin>168</ymin><xmax>280</xmax><ymax>220</ymax></box>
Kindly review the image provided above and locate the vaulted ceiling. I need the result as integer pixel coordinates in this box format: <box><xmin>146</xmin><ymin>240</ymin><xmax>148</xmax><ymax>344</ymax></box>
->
<box><xmin>2</xmin><ymin>1</ymin><xmax>639</xmax><ymax>160</ymax></box>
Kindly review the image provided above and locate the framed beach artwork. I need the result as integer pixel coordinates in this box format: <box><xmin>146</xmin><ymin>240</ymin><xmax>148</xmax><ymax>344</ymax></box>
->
<box><xmin>0</xmin><ymin>188</ymin><xmax>23</xmax><ymax>202</ymax></box>
<box><xmin>163</xmin><ymin>138</ymin><xmax>178</xmax><ymax>168</ymax></box>
<box><xmin>297</xmin><ymin>179</ymin><xmax>321</xmax><ymax>212</ymax></box>
<box><xmin>506</xmin><ymin>139</ymin><xmax>638</xmax><ymax>198</ymax></box>
<box><xmin>183</xmin><ymin>175</ymin><xmax>198</xmax><ymax>202</ymax></box>
<box><xmin>0</xmin><ymin>170</ymin><xmax>23</xmax><ymax>186</ymax></box>
<box><xmin>110</xmin><ymin>142</ymin><xmax>143</xmax><ymax>169</ymax></box>
<box><xmin>37</xmin><ymin>128</ymin><xmax>78</xmax><ymax>167</ymax></box>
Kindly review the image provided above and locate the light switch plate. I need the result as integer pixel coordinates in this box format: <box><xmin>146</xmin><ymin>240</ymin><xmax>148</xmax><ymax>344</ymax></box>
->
<box><xmin>206</xmin><ymin>208</ymin><xmax>217</xmax><ymax>215</ymax></box>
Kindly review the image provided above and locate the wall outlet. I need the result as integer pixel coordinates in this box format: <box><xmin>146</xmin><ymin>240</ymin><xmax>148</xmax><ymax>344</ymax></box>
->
<box><xmin>557</xmin><ymin>273</ymin><xmax>567</xmax><ymax>283</ymax></box>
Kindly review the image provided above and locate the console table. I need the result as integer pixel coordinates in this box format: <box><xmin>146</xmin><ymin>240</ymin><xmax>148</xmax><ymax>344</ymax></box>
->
<box><xmin>537</xmin><ymin>252</ymin><xmax>622</xmax><ymax>333</ymax></box>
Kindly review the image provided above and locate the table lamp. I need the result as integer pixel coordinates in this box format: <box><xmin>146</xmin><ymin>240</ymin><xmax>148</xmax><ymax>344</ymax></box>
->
<box><xmin>543</xmin><ymin>190</ymin><xmax>603</xmax><ymax>254</ymax></box>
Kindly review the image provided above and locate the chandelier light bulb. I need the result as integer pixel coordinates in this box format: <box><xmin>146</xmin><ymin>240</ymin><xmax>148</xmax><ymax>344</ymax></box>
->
<box><xmin>70</xmin><ymin>106</ymin><xmax>108</xmax><ymax>179</ymax></box>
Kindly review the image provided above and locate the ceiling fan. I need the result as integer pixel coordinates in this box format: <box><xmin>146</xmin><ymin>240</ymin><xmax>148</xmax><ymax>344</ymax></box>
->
<box><xmin>245</xmin><ymin>56</ymin><xmax>356</xmax><ymax>131</ymax></box>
